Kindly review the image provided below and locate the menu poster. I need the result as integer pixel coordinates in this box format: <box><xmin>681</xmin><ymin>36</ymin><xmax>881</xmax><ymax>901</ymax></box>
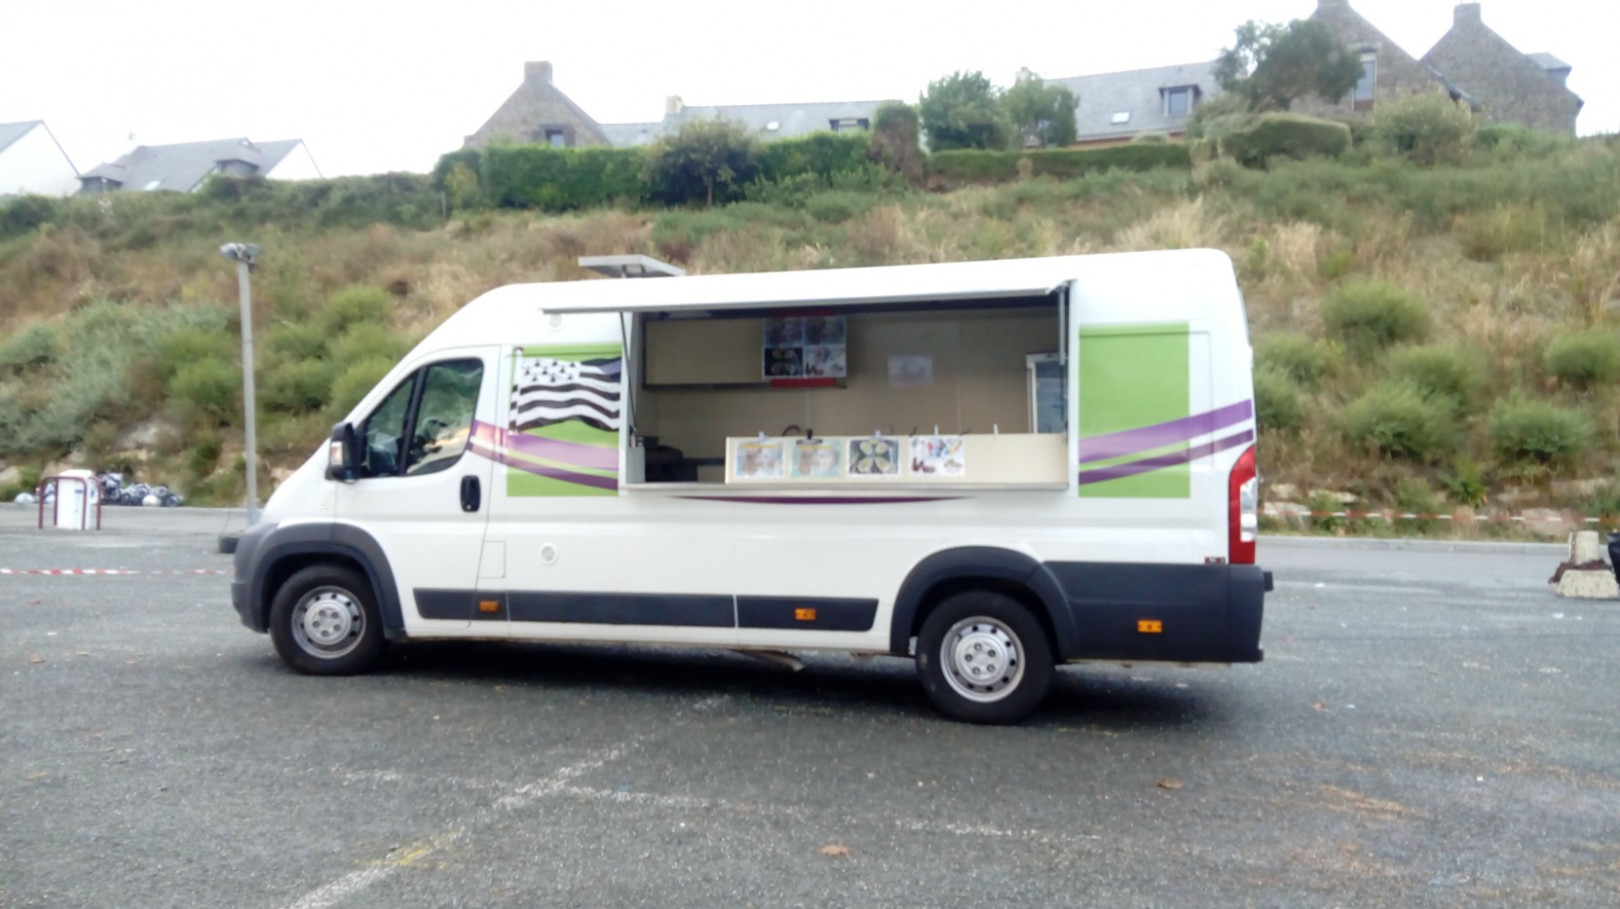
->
<box><xmin>847</xmin><ymin>437</ymin><xmax>901</xmax><ymax>477</ymax></box>
<box><xmin>909</xmin><ymin>435</ymin><xmax>966</xmax><ymax>477</ymax></box>
<box><xmin>789</xmin><ymin>438</ymin><xmax>843</xmax><ymax>479</ymax></box>
<box><xmin>764</xmin><ymin>315</ymin><xmax>847</xmax><ymax>379</ymax></box>
<box><xmin>733</xmin><ymin>439</ymin><xmax>785</xmax><ymax>480</ymax></box>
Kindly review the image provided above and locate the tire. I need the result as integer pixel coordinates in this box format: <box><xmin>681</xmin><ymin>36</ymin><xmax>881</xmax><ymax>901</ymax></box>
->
<box><xmin>268</xmin><ymin>565</ymin><xmax>385</xmax><ymax>675</ymax></box>
<box><xmin>915</xmin><ymin>590</ymin><xmax>1054</xmax><ymax>725</ymax></box>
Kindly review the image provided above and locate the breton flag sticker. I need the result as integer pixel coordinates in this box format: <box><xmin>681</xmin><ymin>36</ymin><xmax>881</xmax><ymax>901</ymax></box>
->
<box><xmin>509</xmin><ymin>356</ymin><xmax>622</xmax><ymax>434</ymax></box>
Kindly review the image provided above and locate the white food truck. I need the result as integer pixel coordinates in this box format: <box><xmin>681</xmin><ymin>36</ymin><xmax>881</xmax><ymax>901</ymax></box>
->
<box><xmin>230</xmin><ymin>250</ymin><xmax>1270</xmax><ymax>724</ymax></box>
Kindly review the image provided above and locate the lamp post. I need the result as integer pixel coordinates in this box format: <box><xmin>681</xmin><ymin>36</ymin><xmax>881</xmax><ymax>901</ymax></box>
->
<box><xmin>219</xmin><ymin>242</ymin><xmax>261</xmax><ymax>527</ymax></box>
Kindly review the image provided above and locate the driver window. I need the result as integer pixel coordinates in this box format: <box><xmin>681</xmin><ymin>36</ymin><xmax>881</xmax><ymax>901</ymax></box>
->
<box><xmin>405</xmin><ymin>360</ymin><xmax>483</xmax><ymax>476</ymax></box>
<box><xmin>359</xmin><ymin>376</ymin><xmax>414</xmax><ymax>479</ymax></box>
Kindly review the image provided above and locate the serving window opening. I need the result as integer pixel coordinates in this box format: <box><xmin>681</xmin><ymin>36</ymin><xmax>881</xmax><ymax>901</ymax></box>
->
<box><xmin>623</xmin><ymin>292</ymin><xmax>1070</xmax><ymax>489</ymax></box>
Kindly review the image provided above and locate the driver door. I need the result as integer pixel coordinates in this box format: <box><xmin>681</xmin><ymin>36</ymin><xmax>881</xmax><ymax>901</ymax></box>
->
<box><xmin>334</xmin><ymin>347</ymin><xmax>500</xmax><ymax>635</ymax></box>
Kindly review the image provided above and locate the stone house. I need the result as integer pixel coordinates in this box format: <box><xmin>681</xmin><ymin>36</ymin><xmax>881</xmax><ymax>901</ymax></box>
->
<box><xmin>1299</xmin><ymin>0</ymin><xmax>1581</xmax><ymax>133</ymax></box>
<box><xmin>1421</xmin><ymin>3</ymin><xmax>1582</xmax><ymax>134</ymax></box>
<box><xmin>1294</xmin><ymin>0</ymin><xmax>1444</xmax><ymax>120</ymax></box>
<box><xmin>464</xmin><ymin>62</ymin><xmax>611</xmax><ymax>149</ymax></box>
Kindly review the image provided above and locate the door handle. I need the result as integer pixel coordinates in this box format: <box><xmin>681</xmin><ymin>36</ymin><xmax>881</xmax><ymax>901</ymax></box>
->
<box><xmin>460</xmin><ymin>476</ymin><xmax>481</xmax><ymax>513</ymax></box>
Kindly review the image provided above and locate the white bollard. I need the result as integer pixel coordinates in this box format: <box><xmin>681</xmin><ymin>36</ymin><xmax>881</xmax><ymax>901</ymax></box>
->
<box><xmin>48</xmin><ymin>469</ymin><xmax>100</xmax><ymax>531</ymax></box>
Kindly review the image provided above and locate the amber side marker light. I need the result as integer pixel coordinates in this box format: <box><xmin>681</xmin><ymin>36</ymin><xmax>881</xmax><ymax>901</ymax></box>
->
<box><xmin>795</xmin><ymin>608</ymin><xmax>818</xmax><ymax>622</ymax></box>
<box><xmin>479</xmin><ymin>600</ymin><xmax>500</xmax><ymax>613</ymax></box>
<box><xmin>1137</xmin><ymin>620</ymin><xmax>1163</xmax><ymax>634</ymax></box>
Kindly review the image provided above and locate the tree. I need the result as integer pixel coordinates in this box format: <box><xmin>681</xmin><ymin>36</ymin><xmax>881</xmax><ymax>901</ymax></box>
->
<box><xmin>868</xmin><ymin>102</ymin><xmax>925</xmax><ymax>184</ymax></box>
<box><xmin>1001</xmin><ymin>76</ymin><xmax>1078</xmax><ymax>148</ymax></box>
<box><xmin>918</xmin><ymin>71</ymin><xmax>1011</xmax><ymax>152</ymax></box>
<box><xmin>643</xmin><ymin>119</ymin><xmax>763</xmax><ymax>207</ymax></box>
<box><xmin>1214</xmin><ymin>19</ymin><xmax>1364</xmax><ymax>112</ymax></box>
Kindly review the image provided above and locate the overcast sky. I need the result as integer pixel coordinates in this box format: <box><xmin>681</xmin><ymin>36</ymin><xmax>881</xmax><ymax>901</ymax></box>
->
<box><xmin>3</xmin><ymin>0</ymin><xmax>1613</xmax><ymax>178</ymax></box>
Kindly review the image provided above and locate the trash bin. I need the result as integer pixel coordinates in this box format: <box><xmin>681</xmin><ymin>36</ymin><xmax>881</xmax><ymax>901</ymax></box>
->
<box><xmin>40</xmin><ymin>469</ymin><xmax>101</xmax><ymax>531</ymax></box>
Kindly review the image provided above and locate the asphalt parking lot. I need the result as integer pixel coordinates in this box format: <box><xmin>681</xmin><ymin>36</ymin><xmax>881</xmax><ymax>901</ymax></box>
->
<box><xmin>2</xmin><ymin>505</ymin><xmax>1617</xmax><ymax>907</ymax></box>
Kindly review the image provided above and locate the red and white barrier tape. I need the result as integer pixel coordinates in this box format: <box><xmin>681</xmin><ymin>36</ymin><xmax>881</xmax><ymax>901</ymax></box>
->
<box><xmin>1280</xmin><ymin>511</ymin><xmax>1618</xmax><ymax>524</ymax></box>
<box><xmin>0</xmin><ymin>568</ymin><xmax>227</xmax><ymax>576</ymax></box>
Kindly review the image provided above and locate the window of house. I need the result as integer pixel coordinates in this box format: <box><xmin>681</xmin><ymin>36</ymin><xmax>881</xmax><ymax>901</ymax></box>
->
<box><xmin>1162</xmin><ymin>86</ymin><xmax>1197</xmax><ymax>117</ymax></box>
<box><xmin>829</xmin><ymin>118</ymin><xmax>870</xmax><ymax>132</ymax></box>
<box><xmin>545</xmin><ymin>128</ymin><xmax>567</xmax><ymax>148</ymax></box>
<box><xmin>1354</xmin><ymin>52</ymin><xmax>1377</xmax><ymax>111</ymax></box>
<box><xmin>143</xmin><ymin>179</ymin><xmax>163</xmax><ymax>191</ymax></box>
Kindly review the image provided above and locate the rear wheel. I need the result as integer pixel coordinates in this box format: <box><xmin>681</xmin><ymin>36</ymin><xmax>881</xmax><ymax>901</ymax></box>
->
<box><xmin>916</xmin><ymin>590</ymin><xmax>1053</xmax><ymax>724</ymax></box>
<box><xmin>268</xmin><ymin>565</ymin><xmax>385</xmax><ymax>675</ymax></box>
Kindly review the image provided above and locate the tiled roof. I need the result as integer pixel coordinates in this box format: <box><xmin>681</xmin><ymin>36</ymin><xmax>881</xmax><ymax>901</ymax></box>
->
<box><xmin>79</xmin><ymin>138</ymin><xmax>303</xmax><ymax>191</ymax></box>
<box><xmin>1048</xmin><ymin>61</ymin><xmax>1222</xmax><ymax>142</ymax></box>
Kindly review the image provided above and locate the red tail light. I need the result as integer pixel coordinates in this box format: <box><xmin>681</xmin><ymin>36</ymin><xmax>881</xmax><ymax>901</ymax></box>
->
<box><xmin>1228</xmin><ymin>444</ymin><xmax>1258</xmax><ymax>565</ymax></box>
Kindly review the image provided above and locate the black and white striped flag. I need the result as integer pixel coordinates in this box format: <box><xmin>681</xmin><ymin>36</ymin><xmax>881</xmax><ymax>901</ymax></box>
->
<box><xmin>510</xmin><ymin>357</ymin><xmax>622</xmax><ymax>433</ymax></box>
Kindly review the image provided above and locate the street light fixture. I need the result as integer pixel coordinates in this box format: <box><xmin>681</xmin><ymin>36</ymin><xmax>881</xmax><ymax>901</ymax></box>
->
<box><xmin>219</xmin><ymin>242</ymin><xmax>262</xmax><ymax>527</ymax></box>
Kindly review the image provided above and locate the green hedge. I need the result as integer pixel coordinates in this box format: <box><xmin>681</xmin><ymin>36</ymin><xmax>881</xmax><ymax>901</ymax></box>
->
<box><xmin>1220</xmin><ymin>114</ymin><xmax>1351</xmax><ymax>168</ymax></box>
<box><xmin>759</xmin><ymin>132</ymin><xmax>873</xmax><ymax>183</ymax></box>
<box><xmin>926</xmin><ymin>144</ymin><xmax>1191</xmax><ymax>184</ymax></box>
<box><xmin>472</xmin><ymin>145</ymin><xmax>648</xmax><ymax>211</ymax></box>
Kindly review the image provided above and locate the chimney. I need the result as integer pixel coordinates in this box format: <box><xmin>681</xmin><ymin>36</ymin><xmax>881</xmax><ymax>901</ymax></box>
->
<box><xmin>1454</xmin><ymin>3</ymin><xmax>1481</xmax><ymax>25</ymax></box>
<box><xmin>1316</xmin><ymin>0</ymin><xmax>1349</xmax><ymax>9</ymax></box>
<box><xmin>524</xmin><ymin>61</ymin><xmax>553</xmax><ymax>85</ymax></box>
<box><xmin>1015</xmin><ymin>66</ymin><xmax>1035</xmax><ymax>85</ymax></box>
<box><xmin>665</xmin><ymin>95</ymin><xmax>685</xmax><ymax>117</ymax></box>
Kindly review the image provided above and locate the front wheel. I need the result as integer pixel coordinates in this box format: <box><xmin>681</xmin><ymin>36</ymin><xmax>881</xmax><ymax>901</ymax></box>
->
<box><xmin>269</xmin><ymin>565</ymin><xmax>385</xmax><ymax>675</ymax></box>
<box><xmin>916</xmin><ymin>591</ymin><xmax>1053</xmax><ymax>724</ymax></box>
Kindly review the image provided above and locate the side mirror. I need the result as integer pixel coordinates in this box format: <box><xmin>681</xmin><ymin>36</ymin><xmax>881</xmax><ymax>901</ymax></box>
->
<box><xmin>325</xmin><ymin>422</ymin><xmax>360</xmax><ymax>481</ymax></box>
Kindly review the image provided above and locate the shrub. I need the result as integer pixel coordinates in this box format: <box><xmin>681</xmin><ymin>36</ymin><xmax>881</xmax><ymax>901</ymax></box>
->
<box><xmin>156</xmin><ymin>325</ymin><xmax>237</xmax><ymax>381</ymax></box>
<box><xmin>870</xmin><ymin>102</ymin><xmax>925</xmax><ymax>185</ymax></box>
<box><xmin>328</xmin><ymin>323</ymin><xmax>412</xmax><ymax>365</ymax></box>
<box><xmin>1393</xmin><ymin>476</ymin><xmax>1445</xmax><ymax>531</ymax></box>
<box><xmin>262</xmin><ymin>358</ymin><xmax>336</xmax><ymax>413</ymax></box>
<box><xmin>1254</xmin><ymin>333</ymin><xmax>1323</xmax><ymax>387</ymax></box>
<box><xmin>1372</xmin><ymin>92</ymin><xmax>1475</xmax><ymax>166</ymax></box>
<box><xmin>644</xmin><ymin>119</ymin><xmax>763</xmax><ymax>207</ymax></box>
<box><xmin>1131</xmin><ymin>132</ymin><xmax>1171</xmax><ymax>145</ymax></box>
<box><xmin>264</xmin><ymin>321</ymin><xmax>330</xmax><ymax>362</ymax></box>
<box><xmin>1544</xmin><ymin>331</ymin><xmax>1620</xmax><ymax>389</ymax></box>
<box><xmin>319</xmin><ymin>285</ymin><xmax>394</xmax><ymax>335</ymax></box>
<box><xmin>0</xmin><ymin>195</ymin><xmax>60</xmax><ymax>240</ymax></box>
<box><xmin>169</xmin><ymin>358</ymin><xmax>241</xmax><ymax>425</ymax></box>
<box><xmin>1341</xmin><ymin>382</ymin><xmax>1456</xmax><ymax>462</ymax></box>
<box><xmin>187</xmin><ymin>429</ymin><xmax>223</xmax><ymax>476</ymax></box>
<box><xmin>0</xmin><ymin>322</ymin><xmax>59</xmax><ymax>370</ymax></box>
<box><xmin>1220</xmin><ymin>114</ymin><xmax>1351</xmax><ymax>168</ymax></box>
<box><xmin>328</xmin><ymin>355</ymin><xmax>397</xmax><ymax>417</ymax></box>
<box><xmin>1320</xmin><ymin>282</ymin><xmax>1430</xmax><ymax>352</ymax></box>
<box><xmin>1253</xmin><ymin>366</ymin><xmax>1304</xmax><ymax>432</ymax></box>
<box><xmin>1386</xmin><ymin>344</ymin><xmax>1485</xmax><ymax>410</ymax></box>
<box><xmin>1441</xmin><ymin>457</ymin><xmax>1489</xmax><ymax>508</ymax></box>
<box><xmin>1488</xmin><ymin>398</ymin><xmax>1591</xmax><ymax>466</ymax></box>
<box><xmin>1455</xmin><ymin>205</ymin><xmax>1548</xmax><ymax>262</ymax></box>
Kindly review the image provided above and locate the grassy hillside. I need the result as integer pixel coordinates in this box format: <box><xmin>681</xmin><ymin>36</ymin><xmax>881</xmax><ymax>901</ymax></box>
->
<box><xmin>2</xmin><ymin>137</ymin><xmax>1618</xmax><ymax>528</ymax></box>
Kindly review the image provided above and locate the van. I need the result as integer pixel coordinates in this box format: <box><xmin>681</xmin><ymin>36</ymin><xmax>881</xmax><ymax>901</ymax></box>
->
<box><xmin>230</xmin><ymin>250</ymin><xmax>1269</xmax><ymax>724</ymax></box>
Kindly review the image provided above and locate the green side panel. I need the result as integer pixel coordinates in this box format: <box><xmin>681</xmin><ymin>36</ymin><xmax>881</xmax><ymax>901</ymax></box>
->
<box><xmin>507</xmin><ymin>471</ymin><xmax>615</xmax><ymax>498</ymax></box>
<box><xmin>1078</xmin><ymin>323</ymin><xmax>1189</xmax><ymax>499</ymax></box>
<box><xmin>518</xmin><ymin>343</ymin><xmax>622</xmax><ymax>362</ymax></box>
<box><xmin>507</xmin><ymin>342</ymin><xmax>622</xmax><ymax>498</ymax></box>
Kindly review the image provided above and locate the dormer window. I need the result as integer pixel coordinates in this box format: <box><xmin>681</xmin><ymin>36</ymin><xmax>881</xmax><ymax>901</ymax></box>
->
<box><xmin>1161</xmin><ymin>86</ymin><xmax>1199</xmax><ymax>117</ymax></box>
<box><xmin>1353</xmin><ymin>51</ymin><xmax>1377</xmax><ymax>111</ymax></box>
<box><xmin>829</xmin><ymin>118</ymin><xmax>870</xmax><ymax>132</ymax></box>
